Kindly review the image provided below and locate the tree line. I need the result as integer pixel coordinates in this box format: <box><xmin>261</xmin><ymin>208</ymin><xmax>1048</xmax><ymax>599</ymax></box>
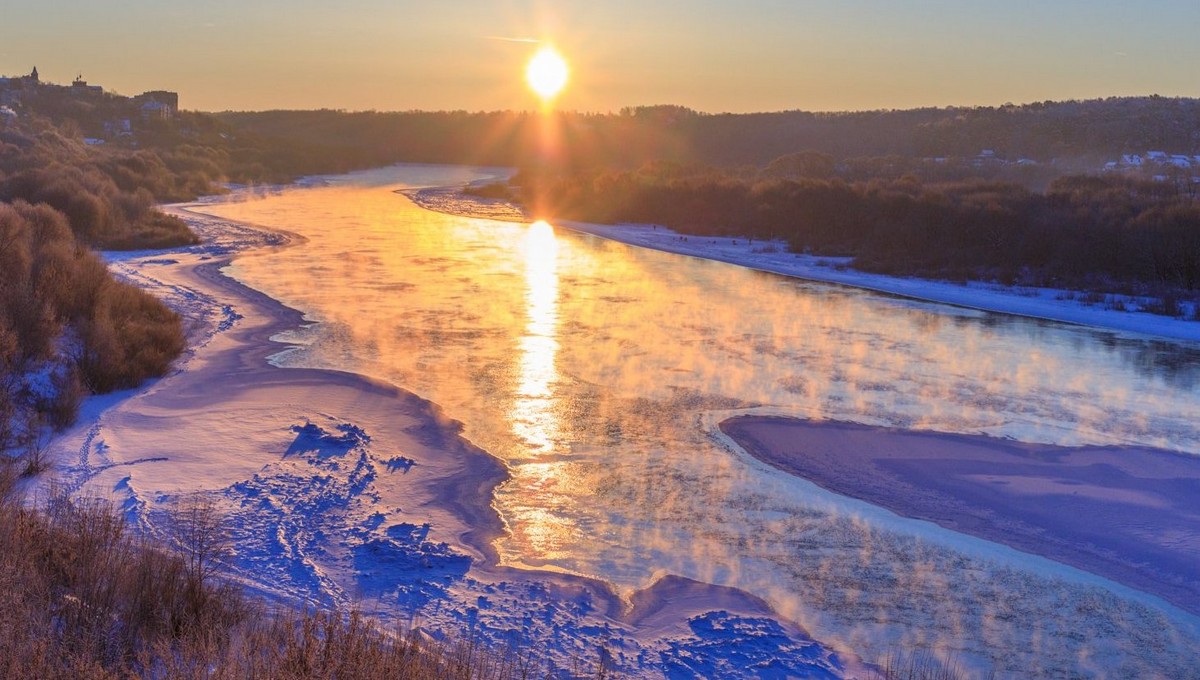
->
<box><xmin>220</xmin><ymin>96</ymin><xmax>1200</xmax><ymax>170</ymax></box>
<box><xmin>0</xmin><ymin>107</ymin><xmax>267</xmax><ymax>453</ymax></box>
<box><xmin>514</xmin><ymin>164</ymin><xmax>1200</xmax><ymax>307</ymax></box>
<box><xmin>0</xmin><ymin>200</ymin><xmax>184</xmax><ymax>454</ymax></box>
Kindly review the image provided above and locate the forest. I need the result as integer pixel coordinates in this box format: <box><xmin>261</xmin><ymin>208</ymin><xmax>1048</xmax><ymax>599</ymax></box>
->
<box><xmin>221</xmin><ymin>96</ymin><xmax>1200</xmax><ymax>173</ymax></box>
<box><xmin>513</xmin><ymin>163</ymin><xmax>1200</xmax><ymax>309</ymax></box>
<box><xmin>0</xmin><ymin>82</ymin><xmax>398</xmax><ymax>456</ymax></box>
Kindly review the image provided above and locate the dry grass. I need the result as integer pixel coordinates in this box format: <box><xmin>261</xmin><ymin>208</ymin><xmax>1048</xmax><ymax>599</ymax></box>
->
<box><xmin>881</xmin><ymin>650</ymin><xmax>987</xmax><ymax>680</ymax></box>
<box><xmin>0</xmin><ymin>468</ymin><xmax>609</xmax><ymax>679</ymax></box>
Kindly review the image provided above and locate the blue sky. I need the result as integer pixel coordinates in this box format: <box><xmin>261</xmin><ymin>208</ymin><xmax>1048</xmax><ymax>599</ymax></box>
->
<box><xmin>2</xmin><ymin>1</ymin><xmax>1199</xmax><ymax>112</ymax></box>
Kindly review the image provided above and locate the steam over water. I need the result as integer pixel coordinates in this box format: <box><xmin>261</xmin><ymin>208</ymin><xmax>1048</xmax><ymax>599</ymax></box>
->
<box><xmin>211</xmin><ymin>165</ymin><xmax>1200</xmax><ymax>677</ymax></box>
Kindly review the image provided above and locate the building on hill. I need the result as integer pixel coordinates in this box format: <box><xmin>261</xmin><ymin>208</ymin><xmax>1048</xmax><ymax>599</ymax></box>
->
<box><xmin>0</xmin><ymin>68</ymin><xmax>181</xmax><ymax>140</ymax></box>
<box><xmin>135</xmin><ymin>90</ymin><xmax>178</xmax><ymax>119</ymax></box>
<box><xmin>140</xmin><ymin>100</ymin><xmax>171</xmax><ymax>120</ymax></box>
<box><xmin>1170</xmin><ymin>154</ymin><xmax>1193</xmax><ymax>169</ymax></box>
<box><xmin>104</xmin><ymin>118</ymin><xmax>132</xmax><ymax>137</ymax></box>
<box><xmin>71</xmin><ymin>75</ymin><xmax>103</xmax><ymax>96</ymax></box>
<box><xmin>0</xmin><ymin>67</ymin><xmax>41</xmax><ymax>105</ymax></box>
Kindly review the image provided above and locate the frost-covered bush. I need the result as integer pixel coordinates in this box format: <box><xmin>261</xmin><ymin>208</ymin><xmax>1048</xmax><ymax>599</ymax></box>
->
<box><xmin>0</xmin><ymin>202</ymin><xmax>183</xmax><ymax>453</ymax></box>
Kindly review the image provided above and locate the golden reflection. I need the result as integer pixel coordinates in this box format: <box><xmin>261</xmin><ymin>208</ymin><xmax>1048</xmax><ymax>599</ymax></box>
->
<box><xmin>510</xmin><ymin>220</ymin><xmax>561</xmax><ymax>454</ymax></box>
<box><xmin>508</xmin><ymin>462</ymin><xmax>579</xmax><ymax>559</ymax></box>
<box><xmin>508</xmin><ymin>220</ymin><xmax>571</xmax><ymax>562</ymax></box>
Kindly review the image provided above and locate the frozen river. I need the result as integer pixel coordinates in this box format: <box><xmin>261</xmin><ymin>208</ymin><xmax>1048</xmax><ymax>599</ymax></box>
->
<box><xmin>210</xmin><ymin>165</ymin><xmax>1200</xmax><ymax>677</ymax></box>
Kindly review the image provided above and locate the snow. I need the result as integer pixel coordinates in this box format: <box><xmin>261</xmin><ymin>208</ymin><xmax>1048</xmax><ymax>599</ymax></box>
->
<box><xmin>718</xmin><ymin>416</ymin><xmax>1200</xmax><ymax>616</ymax></box>
<box><xmin>35</xmin><ymin>182</ymin><xmax>867</xmax><ymax>679</ymax></box>
<box><xmin>21</xmin><ymin>361</ymin><xmax>62</xmax><ymax>404</ymax></box>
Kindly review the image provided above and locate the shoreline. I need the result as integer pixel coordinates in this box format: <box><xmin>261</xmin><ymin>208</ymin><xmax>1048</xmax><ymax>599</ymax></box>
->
<box><xmin>719</xmin><ymin>415</ymin><xmax>1200</xmax><ymax>618</ymax></box>
<box><xmin>406</xmin><ymin>185</ymin><xmax>1200</xmax><ymax>343</ymax></box>
<box><xmin>45</xmin><ymin>187</ymin><xmax>864</xmax><ymax>677</ymax></box>
<box><xmin>86</xmin><ymin>201</ymin><xmax>511</xmax><ymax>565</ymax></box>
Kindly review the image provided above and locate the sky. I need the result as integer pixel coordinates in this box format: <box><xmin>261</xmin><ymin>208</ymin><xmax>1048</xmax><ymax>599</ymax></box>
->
<box><xmin>3</xmin><ymin>0</ymin><xmax>1200</xmax><ymax>114</ymax></box>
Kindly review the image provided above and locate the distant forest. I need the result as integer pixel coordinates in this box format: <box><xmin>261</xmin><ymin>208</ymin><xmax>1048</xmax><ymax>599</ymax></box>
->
<box><xmin>220</xmin><ymin>96</ymin><xmax>1200</xmax><ymax>175</ymax></box>
<box><xmin>513</xmin><ymin>165</ymin><xmax>1200</xmax><ymax>306</ymax></box>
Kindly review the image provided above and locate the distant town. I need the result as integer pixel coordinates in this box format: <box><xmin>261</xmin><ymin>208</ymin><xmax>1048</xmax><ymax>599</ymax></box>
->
<box><xmin>927</xmin><ymin>147</ymin><xmax>1200</xmax><ymax>187</ymax></box>
<box><xmin>960</xmin><ymin>147</ymin><xmax>1200</xmax><ymax>181</ymax></box>
<box><xmin>0</xmin><ymin>67</ymin><xmax>177</xmax><ymax>144</ymax></box>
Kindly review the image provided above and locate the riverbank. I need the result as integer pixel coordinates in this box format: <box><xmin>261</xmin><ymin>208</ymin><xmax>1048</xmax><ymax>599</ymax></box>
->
<box><xmin>48</xmin><ymin>201</ymin><xmax>510</xmax><ymax>593</ymax></box>
<box><xmin>38</xmin><ymin>181</ymin><xmax>862</xmax><ymax>678</ymax></box>
<box><xmin>720</xmin><ymin>416</ymin><xmax>1200</xmax><ymax>617</ymax></box>
<box><xmin>406</xmin><ymin>184</ymin><xmax>1200</xmax><ymax>342</ymax></box>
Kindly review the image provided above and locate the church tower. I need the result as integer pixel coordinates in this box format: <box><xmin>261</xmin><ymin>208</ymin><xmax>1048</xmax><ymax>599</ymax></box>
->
<box><xmin>29</xmin><ymin>66</ymin><xmax>38</xmax><ymax>83</ymax></box>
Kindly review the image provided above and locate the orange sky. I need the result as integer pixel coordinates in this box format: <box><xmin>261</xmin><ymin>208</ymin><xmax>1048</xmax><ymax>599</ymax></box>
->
<box><xmin>4</xmin><ymin>1</ymin><xmax>1200</xmax><ymax>113</ymax></box>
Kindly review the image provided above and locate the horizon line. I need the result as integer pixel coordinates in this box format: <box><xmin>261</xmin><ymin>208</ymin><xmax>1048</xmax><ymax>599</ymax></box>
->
<box><xmin>199</xmin><ymin>92</ymin><xmax>1197</xmax><ymax>118</ymax></box>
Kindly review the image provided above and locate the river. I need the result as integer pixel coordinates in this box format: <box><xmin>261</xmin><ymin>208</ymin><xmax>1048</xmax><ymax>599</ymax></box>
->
<box><xmin>208</xmin><ymin>164</ymin><xmax>1200</xmax><ymax>677</ymax></box>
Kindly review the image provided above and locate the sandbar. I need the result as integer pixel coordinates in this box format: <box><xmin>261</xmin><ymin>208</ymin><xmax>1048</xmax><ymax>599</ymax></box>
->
<box><xmin>720</xmin><ymin>416</ymin><xmax>1200</xmax><ymax>615</ymax></box>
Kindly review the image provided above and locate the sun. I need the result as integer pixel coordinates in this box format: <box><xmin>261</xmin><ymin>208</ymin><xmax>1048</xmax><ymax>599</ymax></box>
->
<box><xmin>525</xmin><ymin>46</ymin><xmax>569</xmax><ymax>101</ymax></box>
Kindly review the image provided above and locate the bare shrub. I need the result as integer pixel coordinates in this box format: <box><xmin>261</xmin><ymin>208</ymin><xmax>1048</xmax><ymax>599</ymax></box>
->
<box><xmin>77</xmin><ymin>279</ymin><xmax>185</xmax><ymax>393</ymax></box>
<box><xmin>45</xmin><ymin>367</ymin><xmax>83</xmax><ymax>430</ymax></box>
<box><xmin>0</xmin><ymin>481</ymin><xmax>610</xmax><ymax>679</ymax></box>
<box><xmin>20</xmin><ymin>419</ymin><xmax>46</xmax><ymax>476</ymax></box>
<box><xmin>165</xmin><ymin>495</ymin><xmax>232</xmax><ymax>617</ymax></box>
<box><xmin>0</xmin><ymin>201</ymin><xmax>185</xmax><ymax>442</ymax></box>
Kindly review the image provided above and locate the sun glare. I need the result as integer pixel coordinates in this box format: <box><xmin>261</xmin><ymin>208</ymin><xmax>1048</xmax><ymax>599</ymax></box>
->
<box><xmin>525</xmin><ymin>220</ymin><xmax>557</xmax><ymax>260</ymax></box>
<box><xmin>525</xmin><ymin>46</ymin><xmax>569</xmax><ymax>101</ymax></box>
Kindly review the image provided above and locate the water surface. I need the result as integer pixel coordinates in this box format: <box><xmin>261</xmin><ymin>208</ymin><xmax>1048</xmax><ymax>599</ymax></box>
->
<box><xmin>212</xmin><ymin>165</ymin><xmax>1200</xmax><ymax>677</ymax></box>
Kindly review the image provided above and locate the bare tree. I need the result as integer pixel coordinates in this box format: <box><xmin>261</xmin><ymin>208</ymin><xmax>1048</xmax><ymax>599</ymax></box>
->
<box><xmin>20</xmin><ymin>416</ymin><xmax>46</xmax><ymax>477</ymax></box>
<box><xmin>166</xmin><ymin>495</ymin><xmax>231</xmax><ymax>610</ymax></box>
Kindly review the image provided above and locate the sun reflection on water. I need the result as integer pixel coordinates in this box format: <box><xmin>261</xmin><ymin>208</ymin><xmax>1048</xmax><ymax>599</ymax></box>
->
<box><xmin>506</xmin><ymin>220</ymin><xmax>579</xmax><ymax>559</ymax></box>
<box><xmin>510</xmin><ymin>220</ymin><xmax>561</xmax><ymax>455</ymax></box>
